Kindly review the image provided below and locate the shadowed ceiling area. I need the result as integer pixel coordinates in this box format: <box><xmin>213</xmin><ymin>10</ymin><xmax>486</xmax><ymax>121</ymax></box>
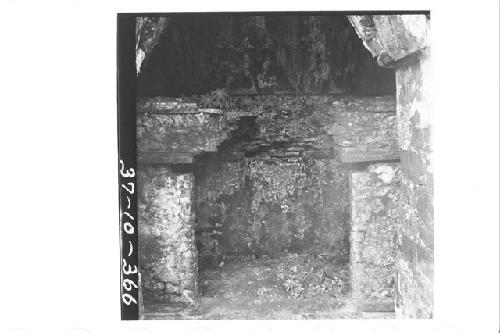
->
<box><xmin>137</xmin><ymin>14</ymin><xmax>395</xmax><ymax>97</ymax></box>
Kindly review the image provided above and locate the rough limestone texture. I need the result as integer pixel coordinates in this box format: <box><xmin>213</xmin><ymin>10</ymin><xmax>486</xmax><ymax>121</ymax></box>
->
<box><xmin>137</xmin><ymin>165</ymin><xmax>198</xmax><ymax>305</ymax></box>
<box><xmin>240</xmin><ymin>95</ymin><xmax>396</xmax><ymax>162</ymax></box>
<box><xmin>191</xmin><ymin>95</ymin><xmax>362</xmax><ymax>264</ymax></box>
<box><xmin>195</xmin><ymin>155</ymin><xmax>351</xmax><ymax>264</ymax></box>
<box><xmin>350</xmin><ymin>163</ymin><xmax>400</xmax><ymax>308</ymax></box>
<box><xmin>136</xmin><ymin>93</ymin><xmax>400</xmax><ymax>308</ymax></box>
<box><xmin>194</xmin><ymin>159</ymin><xmax>250</xmax><ymax>263</ymax></box>
<box><xmin>136</xmin><ymin>99</ymin><xmax>235</xmax><ymax>164</ymax></box>
<box><xmin>226</xmin><ymin>94</ymin><xmax>396</xmax><ymax>162</ymax></box>
<box><xmin>333</xmin><ymin>110</ymin><xmax>399</xmax><ymax>163</ymax></box>
<box><xmin>137</xmin><ymin>112</ymin><xmax>224</xmax><ymax>153</ymax></box>
<box><xmin>395</xmin><ymin>50</ymin><xmax>433</xmax><ymax>319</ymax></box>
<box><xmin>137</xmin><ymin>94</ymin><xmax>391</xmax><ymax>289</ymax></box>
<box><xmin>136</xmin><ymin>95</ymin><xmax>398</xmax><ymax>165</ymax></box>
<box><xmin>249</xmin><ymin>157</ymin><xmax>350</xmax><ymax>256</ymax></box>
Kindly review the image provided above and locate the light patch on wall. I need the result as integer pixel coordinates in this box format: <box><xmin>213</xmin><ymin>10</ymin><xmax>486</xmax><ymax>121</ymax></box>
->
<box><xmin>370</xmin><ymin>164</ymin><xmax>397</xmax><ymax>184</ymax></box>
<box><xmin>400</xmin><ymin>15</ymin><xmax>430</xmax><ymax>49</ymax></box>
<box><xmin>136</xmin><ymin>48</ymin><xmax>145</xmax><ymax>75</ymax></box>
<box><xmin>419</xmin><ymin>51</ymin><xmax>432</xmax><ymax>131</ymax></box>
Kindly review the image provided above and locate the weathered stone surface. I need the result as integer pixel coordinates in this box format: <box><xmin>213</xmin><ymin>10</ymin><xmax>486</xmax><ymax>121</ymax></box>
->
<box><xmin>394</xmin><ymin>50</ymin><xmax>433</xmax><ymax>319</ymax></box>
<box><xmin>349</xmin><ymin>163</ymin><xmax>400</xmax><ymax>307</ymax></box>
<box><xmin>136</xmin><ymin>93</ymin><xmax>404</xmax><ymax>311</ymax></box>
<box><xmin>348</xmin><ymin>15</ymin><xmax>430</xmax><ymax>67</ymax></box>
<box><xmin>234</xmin><ymin>94</ymin><xmax>395</xmax><ymax>113</ymax></box>
<box><xmin>137</xmin><ymin>96</ymin><xmax>222</xmax><ymax>115</ymax></box>
<box><xmin>349</xmin><ymin>14</ymin><xmax>433</xmax><ymax>318</ymax></box>
<box><xmin>339</xmin><ymin>149</ymin><xmax>400</xmax><ymax>163</ymax></box>
<box><xmin>396</xmin><ymin>50</ymin><xmax>432</xmax><ymax>152</ymax></box>
<box><xmin>194</xmin><ymin>159</ymin><xmax>250</xmax><ymax>263</ymax></box>
<box><xmin>138</xmin><ymin>94</ymin><xmax>399</xmax><ymax>267</ymax></box>
<box><xmin>229</xmin><ymin>95</ymin><xmax>397</xmax><ymax>163</ymax></box>
<box><xmin>333</xmin><ymin>110</ymin><xmax>399</xmax><ymax>163</ymax></box>
<box><xmin>137</xmin><ymin>113</ymin><xmax>223</xmax><ymax>153</ymax></box>
<box><xmin>138</xmin><ymin>152</ymin><xmax>194</xmax><ymax>164</ymax></box>
<box><xmin>137</xmin><ymin>165</ymin><xmax>197</xmax><ymax>304</ymax></box>
<box><xmin>249</xmin><ymin>157</ymin><xmax>350</xmax><ymax>256</ymax></box>
<box><xmin>138</xmin><ymin>273</ymin><xmax>145</xmax><ymax>319</ymax></box>
<box><xmin>191</xmin><ymin>95</ymin><xmax>356</xmax><ymax>263</ymax></box>
<box><xmin>195</xmin><ymin>155</ymin><xmax>350</xmax><ymax>263</ymax></box>
<box><xmin>137</xmin><ymin>95</ymin><xmax>398</xmax><ymax>165</ymax></box>
<box><xmin>136</xmin><ymin>100</ymin><xmax>234</xmax><ymax>163</ymax></box>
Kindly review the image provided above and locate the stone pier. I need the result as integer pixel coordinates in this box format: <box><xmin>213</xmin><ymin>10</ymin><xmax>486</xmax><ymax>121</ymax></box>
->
<box><xmin>394</xmin><ymin>50</ymin><xmax>433</xmax><ymax>318</ymax></box>
<box><xmin>349</xmin><ymin>163</ymin><xmax>400</xmax><ymax>311</ymax></box>
<box><xmin>137</xmin><ymin>165</ymin><xmax>198</xmax><ymax>305</ymax></box>
<box><xmin>349</xmin><ymin>14</ymin><xmax>433</xmax><ymax>318</ymax></box>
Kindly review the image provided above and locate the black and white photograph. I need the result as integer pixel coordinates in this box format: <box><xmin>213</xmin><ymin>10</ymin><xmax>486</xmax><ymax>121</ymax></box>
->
<box><xmin>120</xmin><ymin>12</ymin><xmax>434</xmax><ymax>320</ymax></box>
<box><xmin>1</xmin><ymin>1</ymin><xmax>499</xmax><ymax>332</ymax></box>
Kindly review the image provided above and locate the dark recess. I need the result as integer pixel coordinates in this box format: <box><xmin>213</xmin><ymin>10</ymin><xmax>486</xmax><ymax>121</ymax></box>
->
<box><xmin>137</xmin><ymin>15</ymin><xmax>395</xmax><ymax>97</ymax></box>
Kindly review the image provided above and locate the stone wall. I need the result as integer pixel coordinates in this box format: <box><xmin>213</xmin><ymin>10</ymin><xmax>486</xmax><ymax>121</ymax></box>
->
<box><xmin>137</xmin><ymin>112</ymin><xmax>223</xmax><ymax>154</ymax></box>
<box><xmin>395</xmin><ymin>50</ymin><xmax>433</xmax><ymax>318</ymax></box>
<box><xmin>137</xmin><ymin>165</ymin><xmax>198</xmax><ymax>304</ymax></box>
<box><xmin>195</xmin><ymin>155</ymin><xmax>350</xmax><ymax>264</ymax></box>
<box><xmin>227</xmin><ymin>94</ymin><xmax>397</xmax><ymax>161</ymax></box>
<box><xmin>193</xmin><ymin>95</ymin><xmax>367</xmax><ymax>264</ymax></box>
<box><xmin>333</xmin><ymin>110</ymin><xmax>399</xmax><ymax>163</ymax></box>
<box><xmin>249</xmin><ymin>157</ymin><xmax>350</xmax><ymax>255</ymax></box>
<box><xmin>136</xmin><ymin>99</ymin><xmax>235</xmax><ymax>164</ymax></box>
<box><xmin>194</xmin><ymin>158</ymin><xmax>250</xmax><ymax>263</ymax></box>
<box><xmin>136</xmin><ymin>93</ymin><xmax>401</xmax><ymax>308</ymax></box>
<box><xmin>349</xmin><ymin>163</ymin><xmax>400</xmax><ymax>310</ymax></box>
<box><xmin>136</xmin><ymin>95</ymin><xmax>397</xmax><ymax>164</ymax></box>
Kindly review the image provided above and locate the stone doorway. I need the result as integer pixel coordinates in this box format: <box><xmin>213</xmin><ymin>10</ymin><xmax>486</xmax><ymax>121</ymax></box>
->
<box><xmin>136</xmin><ymin>94</ymin><xmax>400</xmax><ymax>319</ymax></box>
<box><xmin>134</xmin><ymin>13</ymin><xmax>433</xmax><ymax>319</ymax></box>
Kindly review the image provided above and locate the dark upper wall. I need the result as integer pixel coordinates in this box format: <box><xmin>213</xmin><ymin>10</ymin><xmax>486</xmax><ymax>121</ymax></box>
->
<box><xmin>137</xmin><ymin>14</ymin><xmax>395</xmax><ymax>97</ymax></box>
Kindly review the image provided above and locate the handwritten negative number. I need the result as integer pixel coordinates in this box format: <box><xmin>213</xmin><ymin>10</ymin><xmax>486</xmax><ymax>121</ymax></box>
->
<box><xmin>119</xmin><ymin>160</ymin><xmax>135</xmax><ymax>178</ymax></box>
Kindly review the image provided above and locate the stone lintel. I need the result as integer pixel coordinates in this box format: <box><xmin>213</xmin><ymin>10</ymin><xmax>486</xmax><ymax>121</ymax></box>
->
<box><xmin>332</xmin><ymin>95</ymin><xmax>396</xmax><ymax>113</ymax></box>
<box><xmin>138</xmin><ymin>151</ymin><xmax>194</xmax><ymax>164</ymax></box>
<box><xmin>339</xmin><ymin>149</ymin><xmax>400</xmax><ymax>164</ymax></box>
<box><xmin>334</xmin><ymin>108</ymin><xmax>399</xmax><ymax>164</ymax></box>
<box><xmin>137</xmin><ymin>97</ymin><xmax>224</xmax><ymax>115</ymax></box>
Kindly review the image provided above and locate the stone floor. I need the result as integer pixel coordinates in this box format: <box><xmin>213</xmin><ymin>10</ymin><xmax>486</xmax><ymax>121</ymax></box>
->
<box><xmin>143</xmin><ymin>253</ymin><xmax>395</xmax><ymax>320</ymax></box>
